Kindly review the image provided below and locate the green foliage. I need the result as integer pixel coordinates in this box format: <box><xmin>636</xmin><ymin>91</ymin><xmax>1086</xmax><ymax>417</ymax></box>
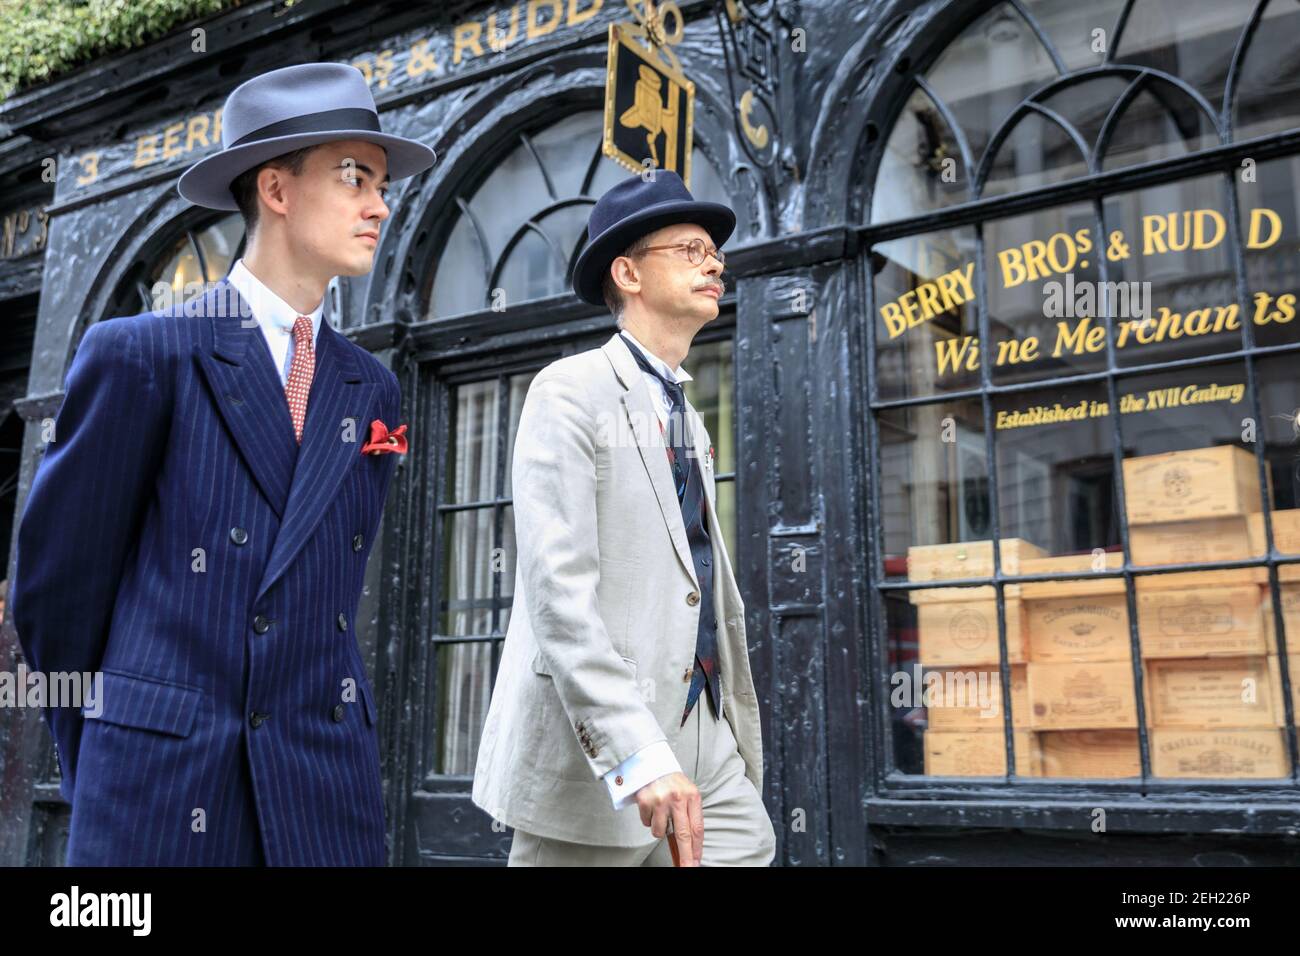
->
<box><xmin>0</xmin><ymin>0</ymin><xmax>244</xmax><ymax>101</ymax></box>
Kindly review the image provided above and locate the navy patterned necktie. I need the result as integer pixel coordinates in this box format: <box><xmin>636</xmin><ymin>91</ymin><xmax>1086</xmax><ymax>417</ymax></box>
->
<box><xmin>620</xmin><ymin>334</ymin><xmax>722</xmax><ymax>725</ymax></box>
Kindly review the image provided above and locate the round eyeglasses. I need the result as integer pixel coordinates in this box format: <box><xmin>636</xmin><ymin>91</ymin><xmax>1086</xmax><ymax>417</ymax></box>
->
<box><xmin>633</xmin><ymin>237</ymin><xmax>725</xmax><ymax>268</ymax></box>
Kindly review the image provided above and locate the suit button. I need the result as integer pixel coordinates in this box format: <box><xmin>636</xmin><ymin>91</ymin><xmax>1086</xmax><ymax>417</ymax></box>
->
<box><xmin>615</xmin><ymin>775</ymin><xmax>623</xmax><ymax>786</ymax></box>
<box><xmin>337</xmin><ymin>612</ymin><xmax>348</xmax><ymax>632</ymax></box>
<box><xmin>683</xmin><ymin>667</ymin><xmax>693</xmax><ymax>682</ymax></box>
<box><xmin>230</xmin><ymin>527</ymin><xmax>248</xmax><ymax>545</ymax></box>
<box><xmin>352</xmin><ymin>533</ymin><xmax>364</xmax><ymax>552</ymax></box>
<box><xmin>332</xmin><ymin>704</ymin><xmax>345</xmax><ymax>722</ymax></box>
<box><xmin>249</xmin><ymin>712</ymin><xmax>268</xmax><ymax>728</ymax></box>
<box><xmin>253</xmin><ymin>615</ymin><xmax>271</xmax><ymax>634</ymax></box>
<box><xmin>686</xmin><ymin>591</ymin><xmax>700</xmax><ymax>606</ymax></box>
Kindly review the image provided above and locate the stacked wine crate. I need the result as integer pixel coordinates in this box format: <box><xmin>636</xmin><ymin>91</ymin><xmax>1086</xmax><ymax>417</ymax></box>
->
<box><xmin>910</xmin><ymin>444</ymin><xmax>1295</xmax><ymax>779</ymax></box>
<box><xmin>1123</xmin><ymin>445</ymin><xmax>1290</xmax><ymax>779</ymax></box>
<box><xmin>909</xmin><ymin>539</ymin><xmax>1045</xmax><ymax>776</ymax></box>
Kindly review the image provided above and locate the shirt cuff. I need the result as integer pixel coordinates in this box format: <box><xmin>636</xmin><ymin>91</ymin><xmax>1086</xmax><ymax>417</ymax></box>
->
<box><xmin>603</xmin><ymin>740</ymin><xmax>681</xmax><ymax>810</ymax></box>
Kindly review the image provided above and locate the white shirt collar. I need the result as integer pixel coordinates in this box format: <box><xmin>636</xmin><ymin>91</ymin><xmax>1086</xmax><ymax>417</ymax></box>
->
<box><xmin>226</xmin><ymin>258</ymin><xmax>324</xmax><ymax>343</ymax></box>
<box><xmin>619</xmin><ymin>329</ymin><xmax>693</xmax><ymax>384</ymax></box>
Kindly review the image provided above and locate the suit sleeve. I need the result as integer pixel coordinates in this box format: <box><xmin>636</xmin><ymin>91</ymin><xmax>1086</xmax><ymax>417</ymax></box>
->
<box><xmin>512</xmin><ymin>369</ymin><xmax>666</xmax><ymax>780</ymax></box>
<box><xmin>10</xmin><ymin>318</ymin><xmax>168</xmax><ymax>801</ymax></box>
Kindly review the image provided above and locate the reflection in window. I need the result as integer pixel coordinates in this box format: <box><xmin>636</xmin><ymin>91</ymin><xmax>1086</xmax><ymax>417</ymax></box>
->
<box><xmin>427</xmin><ymin>111</ymin><xmax>745</xmax><ymax>319</ymax></box>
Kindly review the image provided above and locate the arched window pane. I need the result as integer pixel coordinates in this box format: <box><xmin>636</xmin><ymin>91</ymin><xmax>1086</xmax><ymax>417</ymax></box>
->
<box><xmin>428</xmin><ymin>110</ymin><xmax>744</xmax><ymax>319</ymax></box>
<box><xmin>1037</xmin><ymin>75</ymin><xmax>1132</xmax><ymax>161</ymax></box>
<box><xmin>497</xmin><ymin>227</ymin><xmax>564</xmax><ymax>303</ymax></box>
<box><xmin>924</xmin><ymin>3</ymin><xmax>1060</xmax><ymax>176</ymax></box>
<box><xmin>528</xmin><ymin>112</ymin><xmax>603</xmax><ymax>199</ymax></box>
<box><xmin>1233</xmin><ymin>0</ymin><xmax>1300</xmax><ymax>141</ymax></box>
<box><xmin>469</xmin><ymin>146</ymin><xmax>552</xmax><ymax>272</ymax></box>
<box><xmin>982</xmin><ymin>110</ymin><xmax>1088</xmax><ymax>197</ymax></box>
<box><xmin>871</xmin><ymin>86</ymin><xmax>967</xmax><ymax>222</ymax></box>
<box><xmin>1022</xmin><ymin>0</ymin><xmax>1127</xmax><ymax>72</ymax></box>
<box><xmin>431</xmin><ymin>213</ymin><xmax>486</xmax><ymax>318</ymax></box>
<box><xmin>1113</xmin><ymin>0</ymin><xmax>1255</xmax><ymax>115</ymax></box>
<box><xmin>1100</xmin><ymin>84</ymin><xmax>1218</xmax><ymax>171</ymax></box>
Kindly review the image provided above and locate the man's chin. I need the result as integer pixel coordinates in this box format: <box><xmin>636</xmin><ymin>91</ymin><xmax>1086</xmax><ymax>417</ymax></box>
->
<box><xmin>335</xmin><ymin>255</ymin><xmax>374</xmax><ymax>278</ymax></box>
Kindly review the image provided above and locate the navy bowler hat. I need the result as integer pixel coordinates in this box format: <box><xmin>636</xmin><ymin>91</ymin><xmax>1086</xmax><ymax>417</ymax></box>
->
<box><xmin>177</xmin><ymin>62</ymin><xmax>437</xmax><ymax>211</ymax></box>
<box><xmin>572</xmin><ymin>169</ymin><xmax>735</xmax><ymax>307</ymax></box>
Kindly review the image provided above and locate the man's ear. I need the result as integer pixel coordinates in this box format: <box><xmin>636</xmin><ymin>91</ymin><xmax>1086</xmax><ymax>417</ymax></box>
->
<box><xmin>256</xmin><ymin>165</ymin><xmax>291</xmax><ymax>219</ymax></box>
<box><xmin>610</xmin><ymin>255</ymin><xmax>641</xmax><ymax>296</ymax></box>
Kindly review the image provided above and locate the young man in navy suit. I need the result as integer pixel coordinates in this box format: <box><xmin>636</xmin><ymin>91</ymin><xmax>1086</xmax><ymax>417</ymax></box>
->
<box><xmin>10</xmin><ymin>63</ymin><xmax>434</xmax><ymax>865</ymax></box>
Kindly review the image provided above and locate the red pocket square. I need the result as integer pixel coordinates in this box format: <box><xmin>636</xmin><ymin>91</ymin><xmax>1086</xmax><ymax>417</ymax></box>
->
<box><xmin>361</xmin><ymin>420</ymin><xmax>408</xmax><ymax>456</ymax></box>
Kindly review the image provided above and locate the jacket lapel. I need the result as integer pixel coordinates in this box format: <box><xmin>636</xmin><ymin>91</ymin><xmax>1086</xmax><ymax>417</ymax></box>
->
<box><xmin>256</xmin><ymin>320</ymin><xmax>378</xmax><ymax>603</ymax></box>
<box><xmin>193</xmin><ymin>278</ymin><xmax>297</xmax><ymax>517</ymax></box>
<box><xmin>601</xmin><ymin>334</ymin><xmax>698</xmax><ymax>587</ymax></box>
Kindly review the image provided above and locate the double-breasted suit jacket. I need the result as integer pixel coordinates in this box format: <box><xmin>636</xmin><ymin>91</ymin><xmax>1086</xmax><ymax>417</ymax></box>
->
<box><xmin>11</xmin><ymin>278</ymin><xmax>401</xmax><ymax>865</ymax></box>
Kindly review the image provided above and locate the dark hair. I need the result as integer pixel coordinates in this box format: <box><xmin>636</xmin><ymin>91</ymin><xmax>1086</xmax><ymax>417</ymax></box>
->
<box><xmin>229</xmin><ymin>145</ymin><xmax>319</xmax><ymax>236</ymax></box>
<box><xmin>601</xmin><ymin>232</ymin><xmax>654</xmax><ymax>322</ymax></box>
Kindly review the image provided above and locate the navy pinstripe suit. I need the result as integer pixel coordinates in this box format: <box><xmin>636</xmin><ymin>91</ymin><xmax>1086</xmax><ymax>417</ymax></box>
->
<box><xmin>10</xmin><ymin>278</ymin><xmax>401</xmax><ymax>866</ymax></box>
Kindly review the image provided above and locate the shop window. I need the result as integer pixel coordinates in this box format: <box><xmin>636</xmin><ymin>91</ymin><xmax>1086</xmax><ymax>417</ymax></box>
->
<box><xmin>426</xmin><ymin>110</ymin><xmax>745</xmax><ymax>319</ymax></box>
<box><xmin>867</xmin><ymin>0</ymin><xmax>1300</xmax><ymax>786</ymax></box>
<box><xmin>435</xmin><ymin>371</ymin><xmax>534</xmax><ymax>775</ymax></box>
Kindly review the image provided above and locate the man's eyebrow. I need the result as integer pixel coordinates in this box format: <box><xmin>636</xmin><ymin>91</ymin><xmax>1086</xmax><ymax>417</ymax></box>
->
<box><xmin>338</xmin><ymin>162</ymin><xmax>391</xmax><ymax>185</ymax></box>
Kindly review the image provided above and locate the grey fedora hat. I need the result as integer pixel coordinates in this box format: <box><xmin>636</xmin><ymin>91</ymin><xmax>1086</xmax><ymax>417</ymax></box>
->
<box><xmin>177</xmin><ymin>62</ymin><xmax>437</xmax><ymax>211</ymax></box>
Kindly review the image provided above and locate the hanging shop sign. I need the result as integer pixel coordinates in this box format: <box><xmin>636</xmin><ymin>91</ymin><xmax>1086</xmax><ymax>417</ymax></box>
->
<box><xmin>603</xmin><ymin>0</ymin><xmax>694</xmax><ymax>185</ymax></box>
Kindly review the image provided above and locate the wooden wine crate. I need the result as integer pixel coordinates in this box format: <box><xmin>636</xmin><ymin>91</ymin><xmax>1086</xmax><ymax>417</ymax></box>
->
<box><xmin>1021</xmin><ymin>555</ymin><xmax>1131</xmax><ymax>663</ymax></box>
<box><xmin>1143</xmin><ymin>655</ymin><xmax>1283</xmax><ymax>729</ymax></box>
<box><xmin>1038</xmin><ymin>730</ymin><xmax>1141</xmax><ymax>778</ymax></box>
<box><xmin>1150</xmin><ymin>728</ymin><xmax>1290</xmax><ymax>778</ymax></box>
<box><xmin>1270</xmin><ymin>654</ymin><xmax>1299</xmax><ymax>723</ymax></box>
<box><xmin>1122</xmin><ymin>445</ymin><xmax>1262</xmax><ymax>525</ymax></box>
<box><xmin>1247</xmin><ymin>508</ymin><xmax>1300</xmax><ymax>555</ymax></box>
<box><xmin>923</xmin><ymin>664</ymin><xmax>1029</xmax><ymax>730</ymax></box>
<box><xmin>907</xmin><ymin>538</ymin><xmax>1047</xmax><ymax>582</ymax></box>
<box><xmin>1262</xmin><ymin>581</ymin><xmax>1300</xmax><ymax>654</ymax></box>
<box><xmin>922</xmin><ymin>729</ymin><xmax>1041</xmax><ymax>777</ymax></box>
<box><xmin>911</xmin><ymin>586</ymin><xmax>1027</xmax><ymax>666</ymax></box>
<box><xmin>1128</xmin><ymin>516</ymin><xmax>1258</xmax><ymax>567</ymax></box>
<box><xmin>1027</xmin><ymin>660</ymin><xmax>1139</xmax><ymax>730</ymax></box>
<box><xmin>1133</xmin><ymin>575</ymin><xmax>1269</xmax><ymax>658</ymax></box>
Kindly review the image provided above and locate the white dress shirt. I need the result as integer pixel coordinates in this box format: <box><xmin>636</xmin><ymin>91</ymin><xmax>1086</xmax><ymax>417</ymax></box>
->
<box><xmin>225</xmin><ymin>258</ymin><xmax>324</xmax><ymax>386</ymax></box>
<box><xmin>602</xmin><ymin>330</ymin><xmax>695</xmax><ymax>810</ymax></box>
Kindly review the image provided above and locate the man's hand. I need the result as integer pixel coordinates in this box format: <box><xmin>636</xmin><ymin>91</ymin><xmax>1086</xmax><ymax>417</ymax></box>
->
<box><xmin>635</xmin><ymin>772</ymin><xmax>704</xmax><ymax>866</ymax></box>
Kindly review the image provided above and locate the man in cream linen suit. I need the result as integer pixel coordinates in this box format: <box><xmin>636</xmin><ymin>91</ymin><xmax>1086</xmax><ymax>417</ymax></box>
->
<box><xmin>471</xmin><ymin>170</ymin><xmax>775</xmax><ymax>866</ymax></box>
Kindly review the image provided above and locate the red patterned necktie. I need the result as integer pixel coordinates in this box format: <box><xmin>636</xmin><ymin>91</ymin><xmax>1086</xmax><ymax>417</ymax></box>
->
<box><xmin>285</xmin><ymin>315</ymin><xmax>315</xmax><ymax>444</ymax></box>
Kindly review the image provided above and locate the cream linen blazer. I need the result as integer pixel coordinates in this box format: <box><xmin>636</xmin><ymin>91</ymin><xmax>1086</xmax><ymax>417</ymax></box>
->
<box><xmin>471</xmin><ymin>333</ymin><xmax>763</xmax><ymax>847</ymax></box>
